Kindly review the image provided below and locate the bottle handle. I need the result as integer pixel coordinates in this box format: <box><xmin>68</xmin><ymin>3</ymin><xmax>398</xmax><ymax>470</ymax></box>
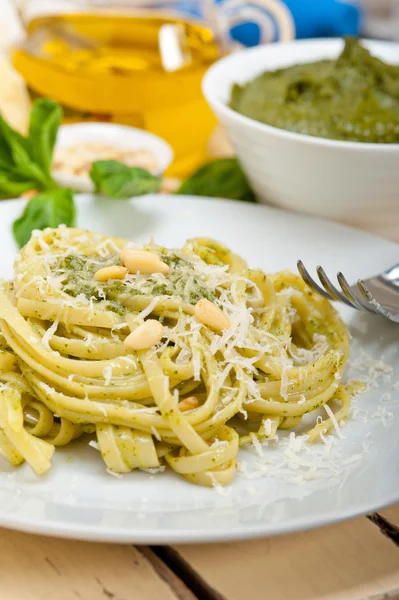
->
<box><xmin>215</xmin><ymin>0</ymin><xmax>295</xmax><ymax>51</ymax></box>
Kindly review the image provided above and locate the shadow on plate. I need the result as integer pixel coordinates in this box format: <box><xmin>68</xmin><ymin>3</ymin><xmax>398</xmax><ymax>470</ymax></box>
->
<box><xmin>78</xmin><ymin>195</ymin><xmax>161</xmax><ymax>240</ymax></box>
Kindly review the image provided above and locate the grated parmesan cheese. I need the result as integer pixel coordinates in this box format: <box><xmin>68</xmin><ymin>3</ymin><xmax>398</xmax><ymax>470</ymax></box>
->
<box><xmin>208</xmin><ymin>473</ymin><xmax>232</xmax><ymax>497</ymax></box>
<box><xmin>323</xmin><ymin>403</ymin><xmax>343</xmax><ymax>438</ymax></box>
<box><xmin>141</xmin><ymin>466</ymin><xmax>166</xmax><ymax>474</ymax></box>
<box><xmin>106</xmin><ymin>469</ymin><xmax>124</xmax><ymax>478</ymax></box>
<box><xmin>97</xmin><ymin>404</ymin><xmax>108</xmax><ymax>417</ymax></box>
<box><xmin>138</xmin><ymin>297</ymin><xmax>159</xmax><ymax>321</ymax></box>
<box><xmin>264</xmin><ymin>418</ymin><xmax>272</xmax><ymax>435</ymax></box>
<box><xmin>84</xmin><ymin>333</ymin><xmax>93</xmax><ymax>347</ymax></box>
<box><xmin>249</xmin><ymin>432</ymin><xmax>264</xmax><ymax>458</ymax></box>
<box><xmin>102</xmin><ymin>365</ymin><xmax>113</xmax><ymax>386</ymax></box>
<box><xmin>150</xmin><ymin>426</ymin><xmax>162</xmax><ymax>442</ymax></box>
<box><xmin>238</xmin><ymin>407</ymin><xmax>248</xmax><ymax>420</ymax></box>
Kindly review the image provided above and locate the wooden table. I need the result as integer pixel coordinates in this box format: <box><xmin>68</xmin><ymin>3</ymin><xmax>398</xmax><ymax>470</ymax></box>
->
<box><xmin>0</xmin><ymin>506</ymin><xmax>397</xmax><ymax>599</ymax></box>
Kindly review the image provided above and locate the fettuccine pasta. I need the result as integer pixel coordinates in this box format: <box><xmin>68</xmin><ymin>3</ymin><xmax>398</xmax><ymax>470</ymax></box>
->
<box><xmin>0</xmin><ymin>227</ymin><xmax>350</xmax><ymax>486</ymax></box>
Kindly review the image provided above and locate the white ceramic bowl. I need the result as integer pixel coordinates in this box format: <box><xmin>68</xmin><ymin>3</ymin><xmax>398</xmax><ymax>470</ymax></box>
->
<box><xmin>203</xmin><ymin>39</ymin><xmax>399</xmax><ymax>232</ymax></box>
<box><xmin>52</xmin><ymin>122</ymin><xmax>173</xmax><ymax>192</ymax></box>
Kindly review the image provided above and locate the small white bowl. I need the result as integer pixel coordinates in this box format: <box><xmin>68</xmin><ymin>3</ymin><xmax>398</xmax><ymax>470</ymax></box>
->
<box><xmin>203</xmin><ymin>39</ymin><xmax>399</xmax><ymax>231</ymax></box>
<box><xmin>52</xmin><ymin>122</ymin><xmax>173</xmax><ymax>193</ymax></box>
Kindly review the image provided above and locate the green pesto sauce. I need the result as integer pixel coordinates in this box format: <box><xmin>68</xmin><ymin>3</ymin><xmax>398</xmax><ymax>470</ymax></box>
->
<box><xmin>160</xmin><ymin>254</ymin><xmax>216</xmax><ymax>304</ymax></box>
<box><xmin>56</xmin><ymin>251</ymin><xmax>216</xmax><ymax>311</ymax></box>
<box><xmin>56</xmin><ymin>254</ymin><xmax>126</xmax><ymax>315</ymax></box>
<box><xmin>230</xmin><ymin>38</ymin><xmax>399</xmax><ymax>143</ymax></box>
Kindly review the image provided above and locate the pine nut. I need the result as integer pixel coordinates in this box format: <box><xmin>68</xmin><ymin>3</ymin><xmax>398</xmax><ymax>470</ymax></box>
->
<box><xmin>94</xmin><ymin>266</ymin><xmax>128</xmax><ymax>282</ymax></box>
<box><xmin>121</xmin><ymin>249</ymin><xmax>169</xmax><ymax>275</ymax></box>
<box><xmin>194</xmin><ymin>298</ymin><xmax>231</xmax><ymax>332</ymax></box>
<box><xmin>124</xmin><ymin>319</ymin><xmax>164</xmax><ymax>350</ymax></box>
<box><xmin>179</xmin><ymin>396</ymin><xmax>199</xmax><ymax>412</ymax></box>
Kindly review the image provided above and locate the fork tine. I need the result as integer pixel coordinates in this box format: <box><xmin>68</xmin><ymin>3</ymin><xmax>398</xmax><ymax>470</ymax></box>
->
<box><xmin>357</xmin><ymin>279</ymin><xmax>392</xmax><ymax>319</ymax></box>
<box><xmin>337</xmin><ymin>272</ymin><xmax>378</xmax><ymax>313</ymax></box>
<box><xmin>297</xmin><ymin>260</ymin><xmax>332</xmax><ymax>300</ymax></box>
<box><xmin>316</xmin><ymin>266</ymin><xmax>356</xmax><ymax>307</ymax></box>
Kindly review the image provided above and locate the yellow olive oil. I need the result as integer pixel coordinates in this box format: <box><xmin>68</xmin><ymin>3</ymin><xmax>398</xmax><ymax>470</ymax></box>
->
<box><xmin>13</xmin><ymin>13</ymin><xmax>221</xmax><ymax>177</ymax></box>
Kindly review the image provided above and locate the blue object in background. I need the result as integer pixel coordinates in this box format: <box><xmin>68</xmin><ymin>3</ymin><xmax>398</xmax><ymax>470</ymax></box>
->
<box><xmin>216</xmin><ymin>0</ymin><xmax>363</xmax><ymax>47</ymax></box>
<box><xmin>170</xmin><ymin>1</ymin><xmax>363</xmax><ymax>47</ymax></box>
<box><xmin>284</xmin><ymin>0</ymin><xmax>362</xmax><ymax>39</ymax></box>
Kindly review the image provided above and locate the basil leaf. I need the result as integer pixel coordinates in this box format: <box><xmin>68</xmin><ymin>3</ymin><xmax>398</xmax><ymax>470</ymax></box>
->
<box><xmin>28</xmin><ymin>99</ymin><xmax>62</xmax><ymax>179</ymax></box>
<box><xmin>0</xmin><ymin>115</ymin><xmax>46</xmax><ymax>186</ymax></box>
<box><xmin>0</xmin><ymin>171</ymin><xmax>38</xmax><ymax>199</ymax></box>
<box><xmin>0</xmin><ymin>114</ymin><xmax>30</xmax><ymax>156</ymax></box>
<box><xmin>0</xmin><ymin>125</ymin><xmax>24</xmax><ymax>170</ymax></box>
<box><xmin>0</xmin><ymin>99</ymin><xmax>61</xmax><ymax>197</ymax></box>
<box><xmin>13</xmin><ymin>189</ymin><xmax>76</xmax><ymax>248</ymax></box>
<box><xmin>90</xmin><ymin>160</ymin><xmax>161</xmax><ymax>199</ymax></box>
<box><xmin>177</xmin><ymin>157</ymin><xmax>256</xmax><ymax>202</ymax></box>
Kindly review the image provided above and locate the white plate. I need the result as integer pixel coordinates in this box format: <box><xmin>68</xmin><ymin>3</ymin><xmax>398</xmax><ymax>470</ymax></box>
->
<box><xmin>0</xmin><ymin>194</ymin><xmax>399</xmax><ymax>544</ymax></box>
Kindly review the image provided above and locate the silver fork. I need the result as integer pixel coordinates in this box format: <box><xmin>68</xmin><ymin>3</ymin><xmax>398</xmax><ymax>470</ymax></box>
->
<box><xmin>297</xmin><ymin>261</ymin><xmax>399</xmax><ymax>323</ymax></box>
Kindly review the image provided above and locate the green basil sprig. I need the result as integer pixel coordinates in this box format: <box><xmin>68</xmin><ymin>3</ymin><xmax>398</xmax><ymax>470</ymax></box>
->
<box><xmin>0</xmin><ymin>99</ymin><xmax>61</xmax><ymax>198</ymax></box>
<box><xmin>90</xmin><ymin>160</ymin><xmax>161</xmax><ymax>199</ymax></box>
<box><xmin>177</xmin><ymin>157</ymin><xmax>256</xmax><ymax>202</ymax></box>
<box><xmin>13</xmin><ymin>189</ymin><xmax>76</xmax><ymax>248</ymax></box>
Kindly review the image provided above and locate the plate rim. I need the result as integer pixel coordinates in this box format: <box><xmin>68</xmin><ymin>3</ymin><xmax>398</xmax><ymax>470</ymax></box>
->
<box><xmin>5</xmin><ymin>191</ymin><xmax>399</xmax><ymax>251</ymax></box>
<box><xmin>0</xmin><ymin>490</ymin><xmax>397</xmax><ymax>544</ymax></box>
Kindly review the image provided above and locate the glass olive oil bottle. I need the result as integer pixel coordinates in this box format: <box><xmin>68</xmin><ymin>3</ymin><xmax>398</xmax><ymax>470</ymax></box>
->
<box><xmin>13</xmin><ymin>12</ymin><xmax>220</xmax><ymax>177</ymax></box>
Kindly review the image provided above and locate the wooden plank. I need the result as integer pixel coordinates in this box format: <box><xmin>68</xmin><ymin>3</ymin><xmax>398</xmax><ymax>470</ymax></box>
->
<box><xmin>379</xmin><ymin>505</ymin><xmax>399</xmax><ymax>528</ymax></box>
<box><xmin>368</xmin><ymin>505</ymin><xmax>399</xmax><ymax>548</ymax></box>
<box><xmin>174</xmin><ymin>517</ymin><xmax>399</xmax><ymax>600</ymax></box>
<box><xmin>0</xmin><ymin>529</ymin><xmax>189</xmax><ymax>600</ymax></box>
<box><xmin>137</xmin><ymin>546</ymin><xmax>197</xmax><ymax>600</ymax></box>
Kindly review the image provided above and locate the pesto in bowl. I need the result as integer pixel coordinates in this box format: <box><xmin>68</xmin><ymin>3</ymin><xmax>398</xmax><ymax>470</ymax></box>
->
<box><xmin>230</xmin><ymin>38</ymin><xmax>399</xmax><ymax>144</ymax></box>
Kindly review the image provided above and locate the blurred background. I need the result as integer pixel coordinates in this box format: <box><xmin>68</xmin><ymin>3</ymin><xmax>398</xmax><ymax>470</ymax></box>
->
<box><xmin>0</xmin><ymin>0</ymin><xmax>397</xmax><ymax>178</ymax></box>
